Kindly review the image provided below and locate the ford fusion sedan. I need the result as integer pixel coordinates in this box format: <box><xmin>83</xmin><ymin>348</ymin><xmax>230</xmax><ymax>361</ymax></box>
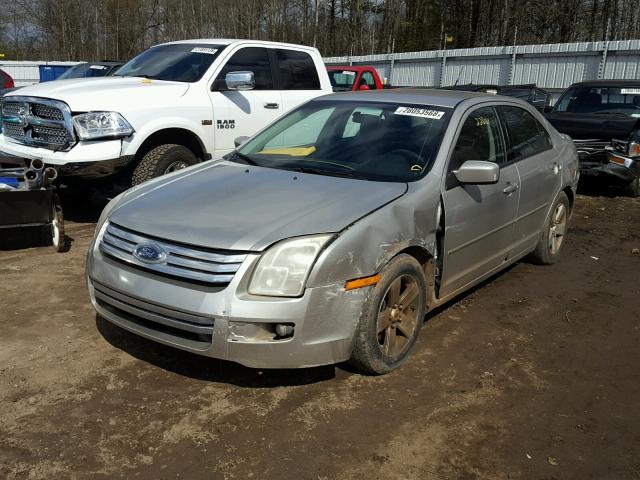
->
<box><xmin>86</xmin><ymin>89</ymin><xmax>579</xmax><ymax>374</ymax></box>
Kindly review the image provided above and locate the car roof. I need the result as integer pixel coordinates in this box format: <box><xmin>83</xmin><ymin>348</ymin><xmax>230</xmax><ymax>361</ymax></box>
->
<box><xmin>316</xmin><ymin>88</ymin><xmax>497</xmax><ymax>108</ymax></box>
<box><xmin>570</xmin><ymin>79</ymin><xmax>640</xmax><ymax>87</ymax></box>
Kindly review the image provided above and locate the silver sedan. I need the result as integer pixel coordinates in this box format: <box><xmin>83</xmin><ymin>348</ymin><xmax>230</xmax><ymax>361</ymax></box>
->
<box><xmin>87</xmin><ymin>89</ymin><xmax>579</xmax><ymax>374</ymax></box>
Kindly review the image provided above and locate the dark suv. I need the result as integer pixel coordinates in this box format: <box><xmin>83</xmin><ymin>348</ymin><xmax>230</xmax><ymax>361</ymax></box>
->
<box><xmin>545</xmin><ymin>80</ymin><xmax>640</xmax><ymax>196</ymax></box>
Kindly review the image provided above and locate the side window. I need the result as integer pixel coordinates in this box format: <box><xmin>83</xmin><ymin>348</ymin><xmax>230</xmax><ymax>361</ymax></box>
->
<box><xmin>215</xmin><ymin>47</ymin><xmax>273</xmax><ymax>90</ymax></box>
<box><xmin>361</xmin><ymin>71</ymin><xmax>378</xmax><ymax>89</ymax></box>
<box><xmin>449</xmin><ymin>107</ymin><xmax>505</xmax><ymax>177</ymax></box>
<box><xmin>276</xmin><ymin>49</ymin><xmax>321</xmax><ymax>90</ymax></box>
<box><xmin>499</xmin><ymin>106</ymin><xmax>552</xmax><ymax>162</ymax></box>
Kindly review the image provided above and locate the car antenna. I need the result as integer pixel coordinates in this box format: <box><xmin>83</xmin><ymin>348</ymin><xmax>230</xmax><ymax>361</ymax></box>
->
<box><xmin>453</xmin><ymin>66</ymin><xmax>464</xmax><ymax>86</ymax></box>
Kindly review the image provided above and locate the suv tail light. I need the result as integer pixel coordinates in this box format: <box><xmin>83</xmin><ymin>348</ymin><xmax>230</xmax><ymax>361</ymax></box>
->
<box><xmin>1</xmin><ymin>72</ymin><xmax>13</xmax><ymax>89</ymax></box>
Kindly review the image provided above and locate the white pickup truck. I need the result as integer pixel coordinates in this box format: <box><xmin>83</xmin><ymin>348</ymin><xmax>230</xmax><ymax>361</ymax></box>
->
<box><xmin>0</xmin><ymin>40</ymin><xmax>332</xmax><ymax>186</ymax></box>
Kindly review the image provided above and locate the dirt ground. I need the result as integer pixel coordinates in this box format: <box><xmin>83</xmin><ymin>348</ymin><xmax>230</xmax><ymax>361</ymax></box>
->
<box><xmin>0</xmin><ymin>188</ymin><xmax>639</xmax><ymax>480</ymax></box>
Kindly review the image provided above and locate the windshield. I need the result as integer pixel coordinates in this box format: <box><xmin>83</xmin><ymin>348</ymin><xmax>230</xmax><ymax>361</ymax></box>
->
<box><xmin>233</xmin><ymin>100</ymin><xmax>452</xmax><ymax>182</ymax></box>
<box><xmin>58</xmin><ymin>63</ymin><xmax>112</xmax><ymax>80</ymax></box>
<box><xmin>553</xmin><ymin>85</ymin><xmax>640</xmax><ymax>117</ymax></box>
<box><xmin>328</xmin><ymin>70</ymin><xmax>357</xmax><ymax>91</ymax></box>
<box><xmin>116</xmin><ymin>43</ymin><xmax>225</xmax><ymax>82</ymax></box>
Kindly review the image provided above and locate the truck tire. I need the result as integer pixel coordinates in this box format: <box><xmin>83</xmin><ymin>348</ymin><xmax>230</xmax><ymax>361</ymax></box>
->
<box><xmin>530</xmin><ymin>192</ymin><xmax>570</xmax><ymax>265</ymax></box>
<box><xmin>132</xmin><ymin>144</ymin><xmax>199</xmax><ymax>186</ymax></box>
<box><xmin>349</xmin><ymin>254</ymin><xmax>427</xmax><ymax>375</ymax></box>
<box><xmin>623</xmin><ymin>177</ymin><xmax>640</xmax><ymax>198</ymax></box>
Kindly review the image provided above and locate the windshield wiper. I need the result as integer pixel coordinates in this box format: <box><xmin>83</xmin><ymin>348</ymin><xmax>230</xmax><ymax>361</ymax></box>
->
<box><xmin>228</xmin><ymin>151</ymin><xmax>258</xmax><ymax>165</ymax></box>
<box><xmin>288</xmin><ymin>166</ymin><xmax>356</xmax><ymax>178</ymax></box>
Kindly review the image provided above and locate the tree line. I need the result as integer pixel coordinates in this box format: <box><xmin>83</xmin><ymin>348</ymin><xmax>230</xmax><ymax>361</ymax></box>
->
<box><xmin>0</xmin><ymin>0</ymin><xmax>638</xmax><ymax>62</ymax></box>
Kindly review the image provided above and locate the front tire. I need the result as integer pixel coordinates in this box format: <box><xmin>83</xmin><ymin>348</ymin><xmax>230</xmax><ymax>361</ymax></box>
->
<box><xmin>349</xmin><ymin>254</ymin><xmax>427</xmax><ymax>375</ymax></box>
<box><xmin>623</xmin><ymin>177</ymin><xmax>640</xmax><ymax>198</ymax></box>
<box><xmin>530</xmin><ymin>192</ymin><xmax>570</xmax><ymax>265</ymax></box>
<box><xmin>131</xmin><ymin>144</ymin><xmax>199</xmax><ymax>186</ymax></box>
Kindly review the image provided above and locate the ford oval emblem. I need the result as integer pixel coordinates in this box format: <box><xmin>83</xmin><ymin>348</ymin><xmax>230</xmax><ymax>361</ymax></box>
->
<box><xmin>133</xmin><ymin>243</ymin><xmax>166</xmax><ymax>264</ymax></box>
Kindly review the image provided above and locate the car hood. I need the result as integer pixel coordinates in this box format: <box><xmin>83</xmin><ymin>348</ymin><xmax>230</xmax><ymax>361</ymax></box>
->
<box><xmin>4</xmin><ymin>77</ymin><xmax>189</xmax><ymax>112</ymax></box>
<box><xmin>545</xmin><ymin>112</ymin><xmax>640</xmax><ymax>140</ymax></box>
<box><xmin>109</xmin><ymin>161</ymin><xmax>408</xmax><ymax>251</ymax></box>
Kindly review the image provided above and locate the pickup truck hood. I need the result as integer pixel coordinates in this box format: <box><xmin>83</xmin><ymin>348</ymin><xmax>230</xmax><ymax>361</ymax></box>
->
<box><xmin>545</xmin><ymin>112</ymin><xmax>640</xmax><ymax>140</ymax></box>
<box><xmin>5</xmin><ymin>77</ymin><xmax>189</xmax><ymax>112</ymax></box>
<box><xmin>109</xmin><ymin>161</ymin><xmax>407</xmax><ymax>251</ymax></box>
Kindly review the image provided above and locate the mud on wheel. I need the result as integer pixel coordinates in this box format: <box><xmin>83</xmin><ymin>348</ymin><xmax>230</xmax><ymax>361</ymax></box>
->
<box><xmin>349</xmin><ymin>254</ymin><xmax>427</xmax><ymax>375</ymax></box>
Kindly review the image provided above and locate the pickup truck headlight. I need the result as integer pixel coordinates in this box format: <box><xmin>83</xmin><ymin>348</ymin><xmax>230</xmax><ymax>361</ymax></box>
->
<box><xmin>628</xmin><ymin>141</ymin><xmax>640</xmax><ymax>158</ymax></box>
<box><xmin>73</xmin><ymin>112</ymin><xmax>133</xmax><ymax>141</ymax></box>
<box><xmin>248</xmin><ymin>234</ymin><xmax>333</xmax><ymax>297</ymax></box>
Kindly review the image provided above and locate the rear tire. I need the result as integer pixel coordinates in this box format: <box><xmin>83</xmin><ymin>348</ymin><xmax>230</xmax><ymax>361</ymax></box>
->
<box><xmin>349</xmin><ymin>254</ymin><xmax>427</xmax><ymax>375</ymax></box>
<box><xmin>131</xmin><ymin>144</ymin><xmax>199</xmax><ymax>186</ymax></box>
<box><xmin>623</xmin><ymin>177</ymin><xmax>640</xmax><ymax>198</ymax></box>
<box><xmin>530</xmin><ymin>192</ymin><xmax>570</xmax><ymax>265</ymax></box>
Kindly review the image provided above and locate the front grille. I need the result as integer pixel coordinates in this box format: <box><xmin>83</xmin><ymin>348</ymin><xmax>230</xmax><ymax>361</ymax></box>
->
<box><xmin>99</xmin><ymin>222</ymin><xmax>249</xmax><ymax>286</ymax></box>
<box><xmin>1</xmin><ymin>96</ymin><xmax>74</xmax><ymax>151</ymax></box>
<box><xmin>32</xmin><ymin>125</ymin><xmax>68</xmax><ymax>145</ymax></box>
<box><xmin>573</xmin><ymin>139</ymin><xmax>610</xmax><ymax>165</ymax></box>
<box><xmin>3</xmin><ymin>123</ymin><xmax>25</xmax><ymax>138</ymax></box>
<box><xmin>1</xmin><ymin>102</ymin><xmax>20</xmax><ymax>116</ymax></box>
<box><xmin>31</xmin><ymin>103</ymin><xmax>64</xmax><ymax>120</ymax></box>
<box><xmin>92</xmin><ymin>280</ymin><xmax>214</xmax><ymax>346</ymax></box>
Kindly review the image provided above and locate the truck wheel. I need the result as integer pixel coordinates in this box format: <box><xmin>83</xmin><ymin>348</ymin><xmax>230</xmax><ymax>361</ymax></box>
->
<box><xmin>623</xmin><ymin>177</ymin><xmax>640</xmax><ymax>198</ymax></box>
<box><xmin>349</xmin><ymin>254</ymin><xmax>427</xmax><ymax>375</ymax></box>
<box><xmin>530</xmin><ymin>192</ymin><xmax>570</xmax><ymax>265</ymax></box>
<box><xmin>132</xmin><ymin>144</ymin><xmax>198</xmax><ymax>185</ymax></box>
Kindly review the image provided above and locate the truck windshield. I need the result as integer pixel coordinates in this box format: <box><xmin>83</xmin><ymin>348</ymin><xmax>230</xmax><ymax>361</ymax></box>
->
<box><xmin>58</xmin><ymin>63</ymin><xmax>112</xmax><ymax>79</ymax></box>
<box><xmin>117</xmin><ymin>43</ymin><xmax>225</xmax><ymax>82</ymax></box>
<box><xmin>232</xmin><ymin>100</ymin><xmax>452</xmax><ymax>182</ymax></box>
<box><xmin>328</xmin><ymin>70</ymin><xmax>357</xmax><ymax>91</ymax></box>
<box><xmin>553</xmin><ymin>85</ymin><xmax>640</xmax><ymax>117</ymax></box>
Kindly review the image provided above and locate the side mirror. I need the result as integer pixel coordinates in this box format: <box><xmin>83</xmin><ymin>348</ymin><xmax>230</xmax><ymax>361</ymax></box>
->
<box><xmin>454</xmin><ymin>160</ymin><xmax>500</xmax><ymax>184</ymax></box>
<box><xmin>225</xmin><ymin>71</ymin><xmax>255</xmax><ymax>91</ymax></box>
<box><xmin>234</xmin><ymin>136</ymin><xmax>250</xmax><ymax>148</ymax></box>
<box><xmin>358</xmin><ymin>84</ymin><xmax>370</xmax><ymax>91</ymax></box>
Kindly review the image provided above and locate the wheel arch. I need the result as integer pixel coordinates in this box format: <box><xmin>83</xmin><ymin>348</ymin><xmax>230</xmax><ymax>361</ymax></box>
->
<box><xmin>133</xmin><ymin>128</ymin><xmax>210</xmax><ymax>164</ymax></box>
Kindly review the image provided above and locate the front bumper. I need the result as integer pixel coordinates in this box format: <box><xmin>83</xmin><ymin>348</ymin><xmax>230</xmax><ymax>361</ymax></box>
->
<box><xmin>0</xmin><ymin>134</ymin><xmax>132</xmax><ymax>178</ymax></box>
<box><xmin>86</xmin><ymin>239</ymin><xmax>367</xmax><ymax>369</ymax></box>
<box><xmin>579</xmin><ymin>155</ymin><xmax>639</xmax><ymax>182</ymax></box>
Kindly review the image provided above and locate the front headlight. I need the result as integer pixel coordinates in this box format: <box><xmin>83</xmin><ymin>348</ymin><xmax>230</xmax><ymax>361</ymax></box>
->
<box><xmin>248</xmin><ymin>234</ymin><xmax>333</xmax><ymax>297</ymax></box>
<box><xmin>73</xmin><ymin>112</ymin><xmax>133</xmax><ymax>141</ymax></box>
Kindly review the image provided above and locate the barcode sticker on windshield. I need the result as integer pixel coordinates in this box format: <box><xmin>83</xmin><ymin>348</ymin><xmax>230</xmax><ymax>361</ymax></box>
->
<box><xmin>342</xmin><ymin>71</ymin><xmax>356</xmax><ymax>75</ymax></box>
<box><xmin>191</xmin><ymin>47</ymin><xmax>218</xmax><ymax>55</ymax></box>
<box><xmin>621</xmin><ymin>88</ymin><xmax>640</xmax><ymax>95</ymax></box>
<box><xmin>394</xmin><ymin>107</ymin><xmax>445</xmax><ymax>120</ymax></box>
<box><xmin>89</xmin><ymin>65</ymin><xmax>107</xmax><ymax>70</ymax></box>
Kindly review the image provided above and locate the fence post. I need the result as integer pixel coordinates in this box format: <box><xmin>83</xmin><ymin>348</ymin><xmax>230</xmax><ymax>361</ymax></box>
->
<box><xmin>508</xmin><ymin>45</ymin><xmax>517</xmax><ymax>85</ymax></box>
<box><xmin>439</xmin><ymin>51</ymin><xmax>447</xmax><ymax>87</ymax></box>
<box><xmin>389</xmin><ymin>53</ymin><xmax>395</xmax><ymax>85</ymax></box>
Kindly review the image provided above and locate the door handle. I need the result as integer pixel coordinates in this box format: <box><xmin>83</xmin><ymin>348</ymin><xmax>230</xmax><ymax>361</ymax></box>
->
<box><xmin>503</xmin><ymin>183</ymin><xmax>519</xmax><ymax>195</ymax></box>
<box><xmin>263</xmin><ymin>103</ymin><xmax>279</xmax><ymax>109</ymax></box>
<box><xmin>552</xmin><ymin>162</ymin><xmax>562</xmax><ymax>174</ymax></box>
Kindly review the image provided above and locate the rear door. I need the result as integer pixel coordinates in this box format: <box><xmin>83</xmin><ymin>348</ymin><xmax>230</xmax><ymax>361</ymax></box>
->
<box><xmin>210</xmin><ymin>47</ymin><xmax>283</xmax><ymax>157</ymax></box>
<box><xmin>440</xmin><ymin>106</ymin><xmax>520</xmax><ymax>298</ymax></box>
<box><xmin>497</xmin><ymin>105</ymin><xmax>560</xmax><ymax>257</ymax></box>
<box><xmin>274</xmin><ymin>48</ymin><xmax>324</xmax><ymax>113</ymax></box>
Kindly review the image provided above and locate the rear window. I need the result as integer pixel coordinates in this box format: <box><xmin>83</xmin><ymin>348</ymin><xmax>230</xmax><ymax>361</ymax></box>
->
<box><xmin>276</xmin><ymin>49</ymin><xmax>320</xmax><ymax>90</ymax></box>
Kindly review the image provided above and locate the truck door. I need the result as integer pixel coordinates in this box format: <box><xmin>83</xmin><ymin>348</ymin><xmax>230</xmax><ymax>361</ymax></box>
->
<box><xmin>440</xmin><ymin>106</ymin><xmax>520</xmax><ymax>298</ymax></box>
<box><xmin>209</xmin><ymin>47</ymin><xmax>282</xmax><ymax>157</ymax></box>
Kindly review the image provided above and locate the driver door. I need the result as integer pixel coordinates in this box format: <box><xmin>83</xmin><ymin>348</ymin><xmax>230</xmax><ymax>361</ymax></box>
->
<box><xmin>440</xmin><ymin>106</ymin><xmax>520</xmax><ymax>298</ymax></box>
<box><xmin>209</xmin><ymin>47</ymin><xmax>282</xmax><ymax>157</ymax></box>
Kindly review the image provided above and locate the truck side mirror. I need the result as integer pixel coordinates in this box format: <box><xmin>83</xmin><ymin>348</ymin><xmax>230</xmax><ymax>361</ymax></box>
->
<box><xmin>234</xmin><ymin>136</ymin><xmax>250</xmax><ymax>148</ymax></box>
<box><xmin>359</xmin><ymin>84</ymin><xmax>370</xmax><ymax>91</ymax></box>
<box><xmin>225</xmin><ymin>71</ymin><xmax>255</xmax><ymax>91</ymax></box>
<box><xmin>453</xmin><ymin>160</ymin><xmax>500</xmax><ymax>184</ymax></box>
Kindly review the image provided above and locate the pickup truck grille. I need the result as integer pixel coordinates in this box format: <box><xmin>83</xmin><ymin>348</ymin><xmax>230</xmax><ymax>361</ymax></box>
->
<box><xmin>573</xmin><ymin>139</ymin><xmax>610</xmax><ymax>165</ymax></box>
<box><xmin>0</xmin><ymin>96</ymin><xmax>75</xmax><ymax>151</ymax></box>
<box><xmin>99</xmin><ymin>222</ymin><xmax>249</xmax><ymax>286</ymax></box>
